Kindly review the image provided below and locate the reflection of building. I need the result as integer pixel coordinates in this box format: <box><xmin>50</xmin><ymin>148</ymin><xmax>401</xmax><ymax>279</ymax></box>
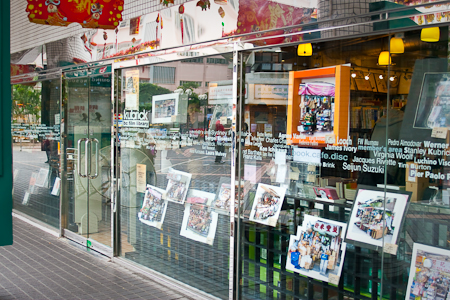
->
<box><xmin>138</xmin><ymin>55</ymin><xmax>232</xmax><ymax>94</ymax></box>
<box><xmin>210</xmin><ymin>72</ymin><xmax>288</xmax><ymax>141</ymax></box>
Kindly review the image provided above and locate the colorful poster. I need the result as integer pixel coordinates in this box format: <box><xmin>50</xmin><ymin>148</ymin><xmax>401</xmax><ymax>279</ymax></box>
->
<box><xmin>186</xmin><ymin>189</ymin><xmax>216</xmax><ymax>206</ymax></box>
<box><xmin>26</xmin><ymin>0</ymin><xmax>124</xmax><ymax>29</ymax></box>
<box><xmin>165</xmin><ymin>168</ymin><xmax>192</xmax><ymax>204</ymax></box>
<box><xmin>249</xmin><ymin>183</ymin><xmax>286</xmax><ymax>227</ymax></box>
<box><xmin>136</xmin><ymin>164</ymin><xmax>146</xmax><ymax>193</ymax></box>
<box><xmin>129</xmin><ymin>17</ymin><xmax>141</xmax><ymax>35</ymax></box>
<box><xmin>213</xmin><ymin>177</ymin><xmax>232</xmax><ymax>212</ymax></box>
<box><xmin>345</xmin><ymin>186</ymin><xmax>410</xmax><ymax>250</ymax></box>
<box><xmin>286</xmin><ymin>215</ymin><xmax>347</xmax><ymax>283</ymax></box>
<box><xmin>138</xmin><ymin>185</ymin><xmax>167</xmax><ymax>229</ymax></box>
<box><xmin>213</xmin><ymin>177</ymin><xmax>248</xmax><ymax>215</ymax></box>
<box><xmin>406</xmin><ymin>243</ymin><xmax>450</xmax><ymax>300</ymax></box>
<box><xmin>180</xmin><ymin>204</ymin><xmax>218</xmax><ymax>245</ymax></box>
<box><xmin>125</xmin><ymin>70</ymin><xmax>140</xmax><ymax>111</ymax></box>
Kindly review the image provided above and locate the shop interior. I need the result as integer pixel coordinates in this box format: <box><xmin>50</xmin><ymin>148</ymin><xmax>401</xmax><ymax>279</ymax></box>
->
<box><xmin>244</xmin><ymin>27</ymin><xmax>449</xmax><ymax>193</ymax></box>
<box><xmin>238</xmin><ymin>26</ymin><xmax>450</xmax><ymax>299</ymax></box>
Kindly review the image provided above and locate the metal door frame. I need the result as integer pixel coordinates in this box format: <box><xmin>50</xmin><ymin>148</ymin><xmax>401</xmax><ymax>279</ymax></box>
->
<box><xmin>60</xmin><ymin>65</ymin><xmax>116</xmax><ymax>258</ymax></box>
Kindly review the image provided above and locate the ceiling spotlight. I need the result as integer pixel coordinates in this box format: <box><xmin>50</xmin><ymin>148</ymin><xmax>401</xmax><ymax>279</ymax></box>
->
<box><xmin>379</xmin><ymin>74</ymin><xmax>384</xmax><ymax>80</ymax></box>
<box><xmin>365</xmin><ymin>73</ymin><xmax>370</xmax><ymax>80</ymax></box>
<box><xmin>351</xmin><ymin>73</ymin><xmax>357</xmax><ymax>78</ymax></box>
<box><xmin>390</xmin><ymin>76</ymin><xmax>395</xmax><ymax>82</ymax></box>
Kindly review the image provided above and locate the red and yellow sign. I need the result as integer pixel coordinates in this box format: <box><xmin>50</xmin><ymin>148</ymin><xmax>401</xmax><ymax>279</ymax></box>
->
<box><xmin>26</xmin><ymin>0</ymin><xmax>124</xmax><ymax>29</ymax></box>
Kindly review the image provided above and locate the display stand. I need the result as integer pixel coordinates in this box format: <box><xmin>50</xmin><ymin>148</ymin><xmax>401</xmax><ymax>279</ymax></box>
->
<box><xmin>287</xmin><ymin>66</ymin><xmax>350</xmax><ymax>146</ymax></box>
<box><xmin>240</xmin><ymin>193</ymin><xmax>413</xmax><ymax>300</ymax></box>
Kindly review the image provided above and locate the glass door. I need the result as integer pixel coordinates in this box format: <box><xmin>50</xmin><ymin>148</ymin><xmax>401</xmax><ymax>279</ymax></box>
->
<box><xmin>62</xmin><ymin>66</ymin><xmax>113</xmax><ymax>255</ymax></box>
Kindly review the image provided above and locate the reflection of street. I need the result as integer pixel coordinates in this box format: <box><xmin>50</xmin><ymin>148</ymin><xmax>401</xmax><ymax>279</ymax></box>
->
<box><xmin>154</xmin><ymin>144</ymin><xmax>231</xmax><ymax>187</ymax></box>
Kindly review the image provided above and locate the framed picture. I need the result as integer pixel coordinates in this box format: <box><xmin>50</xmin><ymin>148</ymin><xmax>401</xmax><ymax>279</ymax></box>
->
<box><xmin>353</xmin><ymin>70</ymin><xmax>375</xmax><ymax>92</ymax></box>
<box><xmin>137</xmin><ymin>185</ymin><xmax>167</xmax><ymax>229</ymax></box>
<box><xmin>287</xmin><ymin>65</ymin><xmax>350</xmax><ymax>147</ymax></box>
<box><xmin>249</xmin><ymin>183</ymin><xmax>286</xmax><ymax>227</ymax></box>
<box><xmin>374</xmin><ymin>73</ymin><xmax>388</xmax><ymax>93</ymax></box>
<box><xmin>164</xmin><ymin>168</ymin><xmax>192</xmax><ymax>204</ymax></box>
<box><xmin>345</xmin><ymin>185</ymin><xmax>411</xmax><ymax>250</ymax></box>
<box><xmin>286</xmin><ymin>215</ymin><xmax>347</xmax><ymax>283</ymax></box>
<box><xmin>152</xmin><ymin>93</ymin><xmax>179</xmax><ymax>124</ymax></box>
<box><xmin>406</xmin><ymin>243</ymin><xmax>450</xmax><ymax>299</ymax></box>
<box><xmin>414</xmin><ymin>72</ymin><xmax>450</xmax><ymax>129</ymax></box>
<box><xmin>180</xmin><ymin>203</ymin><xmax>218</xmax><ymax>245</ymax></box>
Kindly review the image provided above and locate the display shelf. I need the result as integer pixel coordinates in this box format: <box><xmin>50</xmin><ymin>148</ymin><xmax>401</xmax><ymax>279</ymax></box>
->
<box><xmin>285</xmin><ymin>194</ymin><xmax>351</xmax><ymax>208</ymax></box>
<box><xmin>287</xmin><ymin>66</ymin><xmax>350</xmax><ymax>146</ymax></box>
<box><xmin>409</xmin><ymin>201</ymin><xmax>450</xmax><ymax>211</ymax></box>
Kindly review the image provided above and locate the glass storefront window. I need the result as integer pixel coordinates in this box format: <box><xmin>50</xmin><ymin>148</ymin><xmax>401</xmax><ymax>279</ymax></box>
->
<box><xmin>235</xmin><ymin>26</ymin><xmax>450</xmax><ymax>299</ymax></box>
<box><xmin>12</xmin><ymin>78</ymin><xmax>61</xmax><ymax>228</ymax></box>
<box><xmin>117</xmin><ymin>54</ymin><xmax>233</xmax><ymax>298</ymax></box>
<box><xmin>10</xmin><ymin>2</ymin><xmax>450</xmax><ymax>297</ymax></box>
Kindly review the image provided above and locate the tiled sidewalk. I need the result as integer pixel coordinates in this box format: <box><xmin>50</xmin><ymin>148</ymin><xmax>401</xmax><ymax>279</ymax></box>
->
<box><xmin>0</xmin><ymin>217</ymin><xmax>196</xmax><ymax>300</ymax></box>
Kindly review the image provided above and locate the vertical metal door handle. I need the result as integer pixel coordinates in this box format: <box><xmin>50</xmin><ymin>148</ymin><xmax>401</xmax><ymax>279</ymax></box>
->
<box><xmin>85</xmin><ymin>139</ymin><xmax>90</xmax><ymax>179</ymax></box>
<box><xmin>77</xmin><ymin>138</ymin><xmax>88</xmax><ymax>178</ymax></box>
<box><xmin>88</xmin><ymin>138</ymin><xmax>99</xmax><ymax>179</ymax></box>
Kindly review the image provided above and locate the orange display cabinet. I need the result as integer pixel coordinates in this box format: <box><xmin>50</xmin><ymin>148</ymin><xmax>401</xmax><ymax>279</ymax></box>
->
<box><xmin>287</xmin><ymin>65</ymin><xmax>350</xmax><ymax>146</ymax></box>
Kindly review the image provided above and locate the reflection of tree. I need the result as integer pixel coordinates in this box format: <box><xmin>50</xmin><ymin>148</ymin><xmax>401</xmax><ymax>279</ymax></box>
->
<box><xmin>12</xmin><ymin>84</ymin><xmax>41</xmax><ymax>124</ymax></box>
<box><xmin>139</xmin><ymin>83</ymin><xmax>171</xmax><ymax>111</ymax></box>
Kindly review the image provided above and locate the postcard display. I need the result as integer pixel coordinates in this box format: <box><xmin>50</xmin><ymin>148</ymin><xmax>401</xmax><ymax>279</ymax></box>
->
<box><xmin>249</xmin><ymin>183</ymin><xmax>287</xmax><ymax>227</ymax></box>
<box><xmin>180</xmin><ymin>189</ymin><xmax>218</xmax><ymax>245</ymax></box>
<box><xmin>214</xmin><ymin>177</ymin><xmax>250</xmax><ymax>216</ymax></box>
<box><xmin>137</xmin><ymin>168</ymin><xmax>221</xmax><ymax>245</ymax></box>
<box><xmin>138</xmin><ymin>185</ymin><xmax>167</xmax><ymax>230</ymax></box>
<box><xmin>345</xmin><ymin>186</ymin><xmax>411</xmax><ymax>250</ymax></box>
<box><xmin>287</xmin><ymin>215</ymin><xmax>347</xmax><ymax>283</ymax></box>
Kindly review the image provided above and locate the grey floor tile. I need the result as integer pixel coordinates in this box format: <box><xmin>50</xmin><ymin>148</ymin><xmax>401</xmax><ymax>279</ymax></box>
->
<box><xmin>0</xmin><ymin>218</ymin><xmax>195</xmax><ymax>300</ymax></box>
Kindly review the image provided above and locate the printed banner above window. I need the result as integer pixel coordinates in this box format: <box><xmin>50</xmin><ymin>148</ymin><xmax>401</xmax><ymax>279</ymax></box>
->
<box><xmin>26</xmin><ymin>0</ymin><xmax>124</xmax><ymax>29</ymax></box>
<box><xmin>237</xmin><ymin>0</ymin><xmax>317</xmax><ymax>46</ymax></box>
